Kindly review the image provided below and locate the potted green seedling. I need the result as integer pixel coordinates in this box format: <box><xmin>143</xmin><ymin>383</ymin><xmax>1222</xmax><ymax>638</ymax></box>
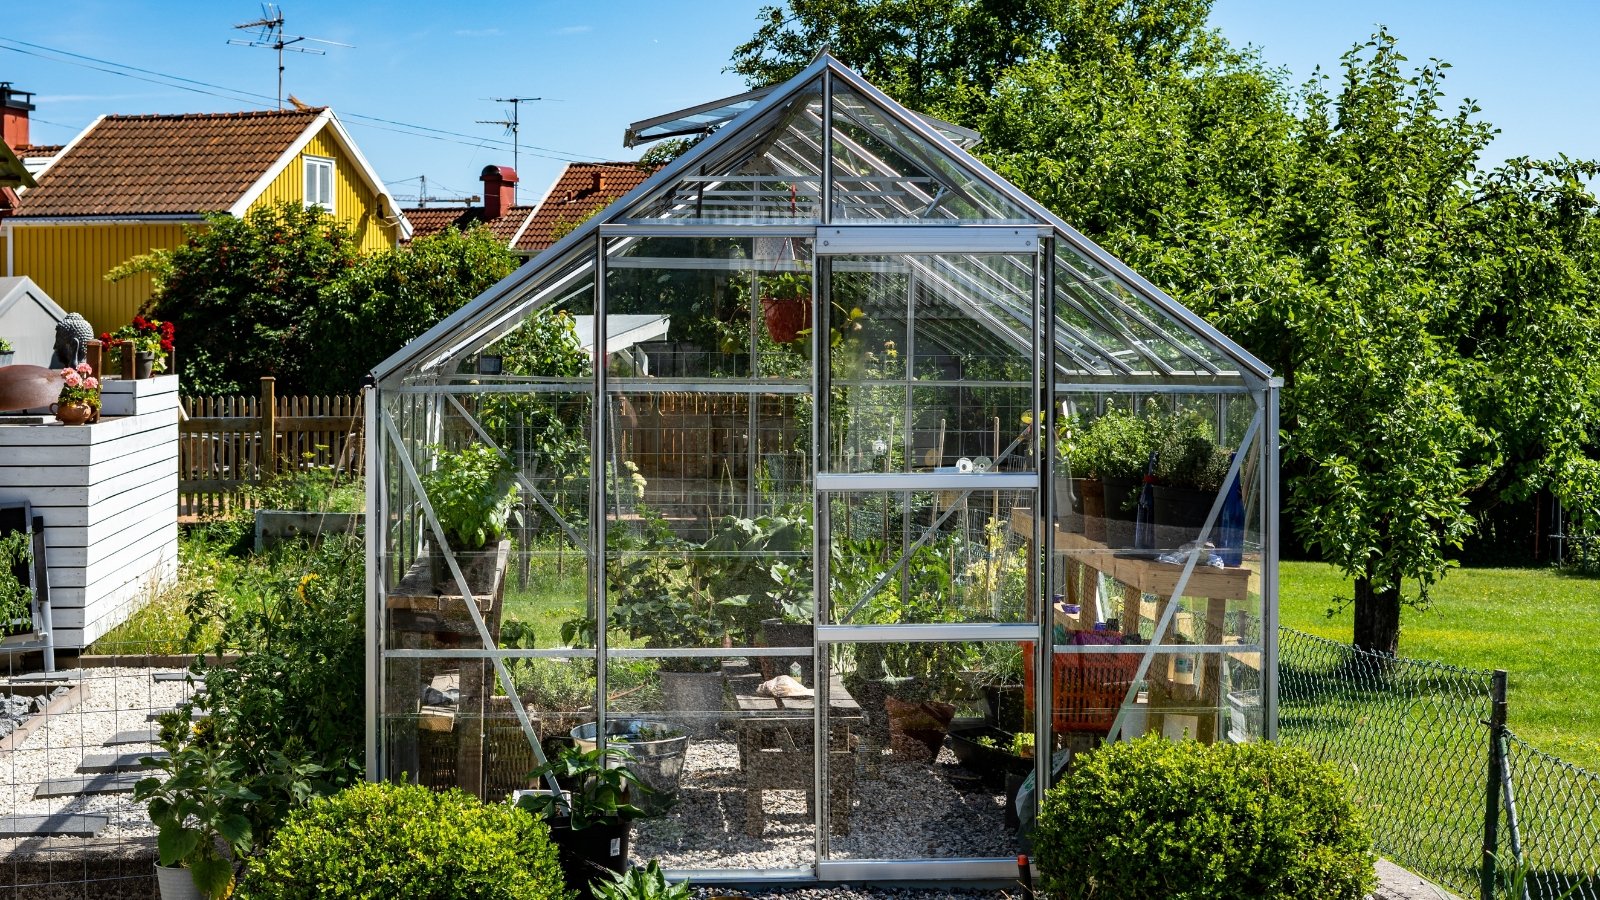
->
<box><xmin>518</xmin><ymin>744</ymin><xmax>649</xmax><ymax>892</ymax></box>
<box><xmin>134</xmin><ymin>720</ymin><xmax>257</xmax><ymax>900</ymax></box>
<box><xmin>420</xmin><ymin>443</ymin><xmax>520</xmax><ymax>593</ymax></box>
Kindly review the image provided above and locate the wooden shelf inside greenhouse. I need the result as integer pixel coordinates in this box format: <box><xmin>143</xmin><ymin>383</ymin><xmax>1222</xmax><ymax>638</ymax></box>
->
<box><xmin>1009</xmin><ymin>509</ymin><xmax>1251</xmax><ymax>602</ymax></box>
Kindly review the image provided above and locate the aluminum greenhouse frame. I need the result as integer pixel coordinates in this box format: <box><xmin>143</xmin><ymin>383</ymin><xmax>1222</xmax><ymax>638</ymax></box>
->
<box><xmin>367</xmin><ymin>52</ymin><xmax>1280</xmax><ymax>886</ymax></box>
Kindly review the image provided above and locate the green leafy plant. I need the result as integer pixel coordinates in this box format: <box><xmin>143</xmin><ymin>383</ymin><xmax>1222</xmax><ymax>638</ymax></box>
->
<box><xmin>590</xmin><ymin>860</ymin><xmax>690</xmax><ymax>900</ymax></box>
<box><xmin>0</xmin><ymin>530</ymin><xmax>32</xmax><ymax>633</ymax></box>
<box><xmin>422</xmin><ymin>443</ymin><xmax>521</xmax><ymax>550</ymax></box>
<box><xmin>1075</xmin><ymin>406</ymin><xmax>1156</xmax><ymax>480</ymax></box>
<box><xmin>101</xmin><ymin>314</ymin><xmax>175</xmax><ymax>373</ymax></box>
<box><xmin>1009</xmin><ymin>730</ymin><xmax>1035</xmax><ymax>758</ymax></box>
<box><xmin>1035</xmin><ymin>736</ymin><xmax>1375</xmax><ymax>900</ymax></box>
<box><xmin>251</xmin><ymin>453</ymin><xmax>363</xmax><ymax>513</ymax></box>
<box><xmin>518</xmin><ymin>744</ymin><xmax>649</xmax><ymax>830</ymax></box>
<box><xmin>182</xmin><ymin>534</ymin><xmax>367</xmax><ymax>849</ymax></box>
<box><xmin>698</xmin><ymin>512</ymin><xmax>813</xmax><ymax>637</ymax></box>
<box><xmin>0</xmin><ymin>336</ymin><xmax>13</xmax><ymax>353</ymax></box>
<box><xmin>607</xmin><ymin>509</ymin><xmax>730</xmax><ymax>672</ymax></box>
<box><xmin>235</xmin><ymin>780</ymin><xmax>565</xmax><ymax>900</ymax></box>
<box><xmin>134</xmin><ymin>723</ymin><xmax>258</xmax><ymax>898</ymax></box>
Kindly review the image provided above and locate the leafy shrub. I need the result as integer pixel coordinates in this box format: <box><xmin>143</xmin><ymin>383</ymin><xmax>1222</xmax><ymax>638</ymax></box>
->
<box><xmin>236</xmin><ymin>781</ymin><xmax>567</xmax><ymax>900</ymax></box>
<box><xmin>1075</xmin><ymin>407</ymin><xmax>1155</xmax><ymax>479</ymax></box>
<box><xmin>1035</xmin><ymin>736</ymin><xmax>1375</xmax><ymax>900</ymax></box>
<box><xmin>184</xmin><ymin>533</ymin><xmax>367</xmax><ymax>847</ymax></box>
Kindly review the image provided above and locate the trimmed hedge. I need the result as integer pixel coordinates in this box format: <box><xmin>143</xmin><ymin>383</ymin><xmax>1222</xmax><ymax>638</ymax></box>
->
<box><xmin>1035</xmin><ymin>736</ymin><xmax>1374</xmax><ymax>900</ymax></box>
<box><xmin>236</xmin><ymin>781</ymin><xmax>568</xmax><ymax>900</ymax></box>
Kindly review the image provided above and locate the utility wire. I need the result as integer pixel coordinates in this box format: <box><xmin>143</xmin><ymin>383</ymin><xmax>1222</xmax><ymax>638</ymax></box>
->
<box><xmin>0</xmin><ymin>37</ymin><xmax>608</xmax><ymax>163</ymax></box>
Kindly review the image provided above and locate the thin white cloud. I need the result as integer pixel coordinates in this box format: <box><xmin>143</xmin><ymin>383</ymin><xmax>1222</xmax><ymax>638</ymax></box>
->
<box><xmin>555</xmin><ymin>25</ymin><xmax>592</xmax><ymax>35</ymax></box>
<box><xmin>454</xmin><ymin>28</ymin><xmax>502</xmax><ymax>37</ymax></box>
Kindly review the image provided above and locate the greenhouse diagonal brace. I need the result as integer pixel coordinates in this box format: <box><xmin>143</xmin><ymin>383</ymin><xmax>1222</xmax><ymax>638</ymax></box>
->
<box><xmin>379</xmin><ymin>411</ymin><xmax>566</xmax><ymax>810</ymax></box>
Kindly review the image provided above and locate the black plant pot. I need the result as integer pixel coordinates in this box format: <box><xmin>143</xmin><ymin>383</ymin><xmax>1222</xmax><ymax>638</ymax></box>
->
<box><xmin>980</xmin><ymin>684</ymin><xmax>1026</xmax><ymax>733</ymax></box>
<box><xmin>1100</xmin><ymin>476</ymin><xmax>1142</xmax><ymax>549</ymax></box>
<box><xmin>1053</xmin><ymin>477</ymin><xmax>1090</xmax><ymax>533</ymax></box>
<box><xmin>947</xmin><ymin>724</ymin><xmax>1033</xmax><ymax>791</ymax></box>
<box><xmin>547</xmin><ymin>817</ymin><xmax>631</xmax><ymax>892</ymax></box>
<box><xmin>1152</xmin><ymin>485</ymin><xmax>1215</xmax><ymax>549</ymax></box>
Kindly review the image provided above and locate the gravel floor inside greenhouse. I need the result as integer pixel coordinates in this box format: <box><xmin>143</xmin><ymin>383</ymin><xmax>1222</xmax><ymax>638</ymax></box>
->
<box><xmin>632</xmin><ymin>738</ymin><xmax>1019</xmax><ymax>870</ymax></box>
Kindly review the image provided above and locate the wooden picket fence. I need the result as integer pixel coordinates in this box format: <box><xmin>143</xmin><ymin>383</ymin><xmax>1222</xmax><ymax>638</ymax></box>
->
<box><xmin>178</xmin><ymin>377</ymin><xmax>364</xmax><ymax>520</ymax></box>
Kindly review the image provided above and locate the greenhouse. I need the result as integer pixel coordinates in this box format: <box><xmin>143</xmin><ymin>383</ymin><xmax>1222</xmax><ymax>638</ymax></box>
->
<box><xmin>366</xmin><ymin>52</ymin><xmax>1280</xmax><ymax>884</ymax></box>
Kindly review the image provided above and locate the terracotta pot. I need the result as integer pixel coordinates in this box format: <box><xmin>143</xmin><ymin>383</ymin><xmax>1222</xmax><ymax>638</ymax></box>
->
<box><xmin>759</xmin><ymin>296</ymin><xmax>810</xmax><ymax>343</ymax></box>
<box><xmin>1081</xmin><ymin>478</ymin><xmax>1106</xmax><ymax>542</ymax></box>
<box><xmin>51</xmin><ymin>401</ymin><xmax>94</xmax><ymax>426</ymax></box>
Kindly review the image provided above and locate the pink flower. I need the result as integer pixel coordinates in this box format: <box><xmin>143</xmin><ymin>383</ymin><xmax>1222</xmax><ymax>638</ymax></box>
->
<box><xmin>75</xmin><ymin>363</ymin><xmax>93</xmax><ymax>375</ymax></box>
<box><xmin>84</xmin><ymin>377</ymin><xmax>99</xmax><ymax>390</ymax></box>
<box><xmin>58</xmin><ymin>367</ymin><xmax>73</xmax><ymax>378</ymax></box>
<box><xmin>64</xmin><ymin>373</ymin><xmax>81</xmax><ymax>388</ymax></box>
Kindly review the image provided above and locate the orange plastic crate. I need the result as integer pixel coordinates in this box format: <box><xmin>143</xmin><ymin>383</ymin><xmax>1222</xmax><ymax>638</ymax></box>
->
<box><xmin>1021</xmin><ymin>638</ymin><xmax>1141</xmax><ymax>734</ymax></box>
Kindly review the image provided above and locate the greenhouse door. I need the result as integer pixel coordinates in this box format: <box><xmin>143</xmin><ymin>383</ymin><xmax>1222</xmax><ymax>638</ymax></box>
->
<box><xmin>810</xmin><ymin>226</ymin><xmax>1045</xmax><ymax>880</ymax></box>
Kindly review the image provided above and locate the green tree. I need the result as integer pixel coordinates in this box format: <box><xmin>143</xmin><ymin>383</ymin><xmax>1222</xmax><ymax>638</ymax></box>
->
<box><xmin>143</xmin><ymin>203</ymin><xmax>359</xmax><ymax>395</ymax></box>
<box><xmin>317</xmin><ymin>224</ymin><xmax>518</xmax><ymax>394</ymax></box>
<box><xmin>136</xmin><ymin>203</ymin><xmax>517</xmax><ymax>395</ymax></box>
<box><xmin>732</xmin><ymin>5</ymin><xmax>1600</xmax><ymax>652</ymax></box>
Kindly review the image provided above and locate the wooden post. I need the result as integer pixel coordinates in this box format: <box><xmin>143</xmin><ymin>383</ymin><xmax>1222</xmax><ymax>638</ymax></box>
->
<box><xmin>260</xmin><ymin>377</ymin><xmax>277</xmax><ymax>480</ymax></box>
<box><xmin>85</xmin><ymin>340</ymin><xmax>102</xmax><ymax>379</ymax></box>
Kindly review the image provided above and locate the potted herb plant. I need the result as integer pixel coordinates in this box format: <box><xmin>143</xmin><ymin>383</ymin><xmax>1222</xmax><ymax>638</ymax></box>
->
<box><xmin>1076</xmin><ymin>408</ymin><xmax>1155</xmax><ymax>548</ymax></box>
<box><xmin>758</xmin><ymin>271</ymin><xmax>811</xmax><ymax>344</ymax></box>
<box><xmin>134</xmin><ymin>728</ymin><xmax>257</xmax><ymax>900</ymax></box>
<box><xmin>51</xmin><ymin>363</ymin><xmax>100</xmax><ymax>425</ymax></box>
<box><xmin>517</xmin><ymin>745</ymin><xmax>648</xmax><ymax>892</ymax></box>
<box><xmin>420</xmin><ymin>443</ymin><xmax>520</xmax><ymax>593</ymax></box>
<box><xmin>1153</xmin><ymin>428</ymin><xmax>1232</xmax><ymax>549</ymax></box>
<box><xmin>0</xmin><ymin>337</ymin><xmax>13</xmax><ymax>367</ymax></box>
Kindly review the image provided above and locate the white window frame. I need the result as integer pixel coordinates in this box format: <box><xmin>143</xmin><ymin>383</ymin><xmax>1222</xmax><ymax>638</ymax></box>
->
<box><xmin>304</xmin><ymin>155</ymin><xmax>335</xmax><ymax>213</ymax></box>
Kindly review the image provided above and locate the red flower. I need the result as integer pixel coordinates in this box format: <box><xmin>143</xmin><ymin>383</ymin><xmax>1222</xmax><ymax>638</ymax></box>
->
<box><xmin>161</xmin><ymin>322</ymin><xmax>175</xmax><ymax>338</ymax></box>
<box><xmin>159</xmin><ymin>339</ymin><xmax>174</xmax><ymax>352</ymax></box>
<box><xmin>132</xmin><ymin>315</ymin><xmax>148</xmax><ymax>329</ymax></box>
<box><xmin>99</xmin><ymin>332</ymin><xmax>111</xmax><ymax>343</ymax></box>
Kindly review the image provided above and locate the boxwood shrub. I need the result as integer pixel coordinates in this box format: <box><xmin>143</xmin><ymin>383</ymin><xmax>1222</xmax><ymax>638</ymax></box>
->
<box><xmin>1035</xmin><ymin>736</ymin><xmax>1375</xmax><ymax>900</ymax></box>
<box><xmin>236</xmin><ymin>781</ymin><xmax>568</xmax><ymax>900</ymax></box>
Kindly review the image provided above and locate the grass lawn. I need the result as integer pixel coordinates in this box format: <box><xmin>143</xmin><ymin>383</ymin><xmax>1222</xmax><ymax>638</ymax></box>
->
<box><xmin>1279</xmin><ymin>560</ymin><xmax>1600</xmax><ymax>772</ymax></box>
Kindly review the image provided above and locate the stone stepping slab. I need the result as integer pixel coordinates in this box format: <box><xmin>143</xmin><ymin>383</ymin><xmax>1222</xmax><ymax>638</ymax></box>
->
<box><xmin>104</xmin><ymin>728</ymin><xmax>158</xmax><ymax>746</ymax></box>
<box><xmin>0</xmin><ymin>814</ymin><xmax>107</xmax><ymax>838</ymax></box>
<box><xmin>152</xmin><ymin>671</ymin><xmax>201</xmax><ymax>683</ymax></box>
<box><xmin>34</xmin><ymin>771</ymin><xmax>146</xmax><ymax>799</ymax></box>
<box><xmin>77</xmin><ymin>751</ymin><xmax>167</xmax><ymax>773</ymax></box>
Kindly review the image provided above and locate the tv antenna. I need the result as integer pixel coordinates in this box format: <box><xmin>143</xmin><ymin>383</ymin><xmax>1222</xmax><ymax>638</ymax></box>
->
<box><xmin>392</xmin><ymin>175</ymin><xmax>479</xmax><ymax>208</ymax></box>
<box><xmin>229</xmin><ymin>4</ymin><xmax>353</xmax><ymax>110</ymax></box>
<box><xmin>477</xmin><ymin>97</ymin><xmax>558</xmax><ymax>173</ymax></box>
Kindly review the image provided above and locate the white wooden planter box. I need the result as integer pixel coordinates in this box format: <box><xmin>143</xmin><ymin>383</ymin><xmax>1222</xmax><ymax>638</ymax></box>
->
<box><xmin>0</xmin><ymin>375</ymin><xmax>179</xmax><ymax>649</ymax></box>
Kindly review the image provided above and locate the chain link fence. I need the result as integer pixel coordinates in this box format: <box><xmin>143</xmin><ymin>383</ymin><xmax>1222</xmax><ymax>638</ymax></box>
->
<box><xmin>1499</xmin><ymin>729</ymin><xmax>1600</xmax><ymax>900</ymax></box>
<box><xmin>1279</xmin><ymin>627</ymin><xmax>1599</xmax><ymax>900</ymax></box>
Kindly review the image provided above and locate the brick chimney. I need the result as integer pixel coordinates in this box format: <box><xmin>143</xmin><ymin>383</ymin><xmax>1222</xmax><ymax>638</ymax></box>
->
<box><xmin>480</xmin><ymin>165</ymin><xmax>517</xmax><ymax>219</ymax></box>
<box><xmin>1</xmin><ymin>83</ymin><xmax>34</xmax><ymax>148</ymax></box>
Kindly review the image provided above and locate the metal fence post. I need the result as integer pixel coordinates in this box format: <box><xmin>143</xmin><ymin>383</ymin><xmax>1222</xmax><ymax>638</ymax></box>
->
<box><xmin>1481</xmin><ymin>669</ymin><xmax>1509</xmax><ymax>900</ymax></box>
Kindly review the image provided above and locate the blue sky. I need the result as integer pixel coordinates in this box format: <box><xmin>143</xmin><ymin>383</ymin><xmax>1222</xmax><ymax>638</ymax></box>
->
<box><xmin>4</xmin><ymin>1</ymin><xmax>1595</xmax><ymax>205</ymax></box>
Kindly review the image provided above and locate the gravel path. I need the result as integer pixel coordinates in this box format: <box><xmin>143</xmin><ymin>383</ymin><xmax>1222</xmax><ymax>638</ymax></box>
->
<box><xmin>0</xmin><ymin>667</ymin><xmax>197</xmax><ymax>856</ymax></box>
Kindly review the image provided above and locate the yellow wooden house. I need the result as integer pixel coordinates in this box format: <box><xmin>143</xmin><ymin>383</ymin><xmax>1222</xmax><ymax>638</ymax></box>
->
<box><xmin>0</xmin><ymin>107</ymin><xmax>411</xmax><ymax>332</ymax></box>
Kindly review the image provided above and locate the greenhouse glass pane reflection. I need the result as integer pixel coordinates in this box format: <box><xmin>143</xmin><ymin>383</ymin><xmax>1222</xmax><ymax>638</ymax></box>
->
<box><xmin>367</xmin><ymin>53</ymin><xmax>1280</xmax><ymax>886</ymax></box>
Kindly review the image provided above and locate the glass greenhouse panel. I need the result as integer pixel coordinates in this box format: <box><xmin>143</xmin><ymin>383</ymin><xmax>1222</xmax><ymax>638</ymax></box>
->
<box><xmin>606</xmin><ymin>657</ymin><xmax>817</xmax><ymax>872</ymax></box>
<box><xmin>827</xmin><ymin>490</ymin><xmax>1034</xmax><ymax>626</ymax></box>
<box><xmin>621</xmin><ymin>83</ymin><xmax>824</xmax><ymax>223</ymax></box>
<box><xmin>397</xmin><ymin>247</ymin><xmax>597</xmax><ymax>383</ymax></box>
<box><xmin>829</xmin><ymin>87</ymin><xmax>1030</xmax><ymax>223</ymax></box>
<box><xmin>824</xmin><ymin>640</ymin><xmax>1033</xmax><ymax>859</ymax></box>
<box><xmin>604</xmin><ymin>236</ymin><xmax>815</xmax><ymax>381</ymax></box>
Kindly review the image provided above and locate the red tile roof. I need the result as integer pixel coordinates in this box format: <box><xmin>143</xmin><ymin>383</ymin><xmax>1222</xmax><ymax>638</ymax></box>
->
<box><xmin>401</xmin><ymin>205</ymin><xmax>536</xmax><ymax>245</ymax></box>
<box><xmin>12</xmin><ymin>144</ymin><xmax>61</xmax><ymax>159</ymax></box>
<box><xmin>514</xmin><ymin>162</ymin><xmax>658</xmax><ymax>253</ymax></box>
<box><xmin>14</xmin><ymin>108</ymin><xmax>323</xmax><ymax>218</ymax></box>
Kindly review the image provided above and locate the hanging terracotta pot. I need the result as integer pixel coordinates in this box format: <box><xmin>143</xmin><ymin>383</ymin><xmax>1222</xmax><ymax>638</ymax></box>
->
<box><xmin>51</xmin><ymin>401</ymin><xmax>94</xmax><ymax>425</ymax></box>
<box><xmin>760</xmin><ymin>296</ymin><xmax>810</xmax><ymax>344</ymax></box>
